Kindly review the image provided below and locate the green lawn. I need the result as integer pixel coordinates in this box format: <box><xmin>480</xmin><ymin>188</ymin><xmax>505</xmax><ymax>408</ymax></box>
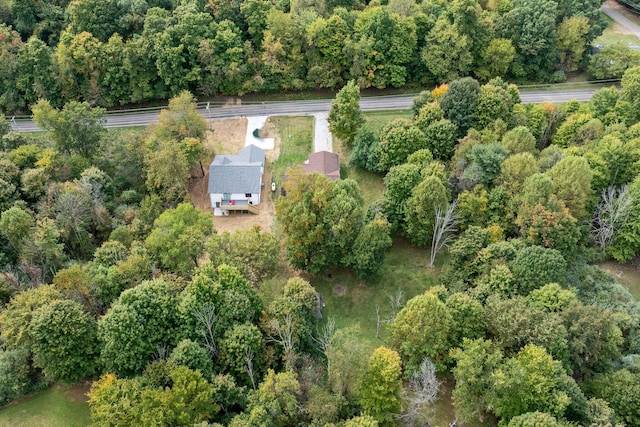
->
<box><xmin>0</xmin><ymin>384</ymin><xmax>91</xmax><ymax>427</ymax></box>
<box><xmin>268</xmin><ymin>116</ymin><xmax>314</xmax><ymax>190</ymax></box>
<box><xmin>362</xmin><ymin>109</ymin><xmax>413</xmax><ymax>135</ymax></box>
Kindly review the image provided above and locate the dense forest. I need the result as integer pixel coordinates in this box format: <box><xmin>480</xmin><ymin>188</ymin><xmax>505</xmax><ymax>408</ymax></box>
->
<box><xmin>0</xmin><ymin>0</ymin><xmax>624</xmax><ymax>113</ymax></box>
<box><xmin>1</xmin><ymin>56</ymin><xmax>640</xmax><ymax>424</ymax></box>
<box><xmin>1</xmin><ymin>0</ymin><xmax>640</xmax><ymax>424</ymax></box>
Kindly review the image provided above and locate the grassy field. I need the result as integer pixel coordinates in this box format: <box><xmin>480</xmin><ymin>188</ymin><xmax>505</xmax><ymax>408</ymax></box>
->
<box><xmin>362</xmin><ymin>109</ymin><xmax>414</xmax><ymax>135</ymax></box>
<box><xmin>268</xmin><ymin>116</ymin><xmax>314</xmax><ymax>188</ymax></box>
<box><xmin>309</xmin><ymin>238</ymin><xmax>436</xmax><ymax>347</ymax></box>
<box><xmin>0</xmin><ymin>383</ymin><xmax>91</xmax><ymax>427</ymax></box>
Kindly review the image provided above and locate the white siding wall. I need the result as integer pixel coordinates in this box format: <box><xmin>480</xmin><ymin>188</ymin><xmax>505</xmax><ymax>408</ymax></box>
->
<box><xmin>210</xmin><ymin>192</ymin><xmax>261</xmax><ymax>216</ymax></box>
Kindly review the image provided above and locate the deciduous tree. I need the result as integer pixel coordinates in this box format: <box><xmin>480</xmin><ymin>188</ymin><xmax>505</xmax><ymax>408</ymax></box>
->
<box><xmin>561</xmin><ymin>303</ymin><xmax>622</xmax><ymax>379</ymax></box>
<box><xmin>404</xmin><ymin>176</ymin><xmax>449</xmax><ymax>247</ymax></box>
<box><xmin>133</xmin><ymin>366</ymin><xmax>217</xmax><ymax>425</ymax></box>
<box><xmin>546</xmin><ymin>155</ymin><xmax>593</xmax><ymax>219</ymax></box>
<box><xmin>328</xmin><ymin>80</ymin><xmax>364</xmax><ymax>148</ymax></box>
<box><xmin>374</xmin><ymin>118</ymin><xmax>428</xmax><ymax>171</ymax></box>
<box><xmin>208</xmin><ymin>226</ymin><xmax>279</xmax><ymax>285</ymax></box>
<box><xmin>0</xmin><ymin>284</ymin><xmax>62</xmax><ymax>349</ymax></box>
<box><xmin>98</xmin><ymin>278</ymin><xmax>181</xmax><ymax>376</ymax></box>
<box><xmin>145</xmin><ymin>203</ymin><xmax>213</xmax><ymax>276</ymax></box>
<box><xmin>557</xmin><ymin>16</ymin><xmax>589</xmax><ymax>73</ymax></box>
<box><xmin>590</xmin><ymin>369</ymin><xmax>640</xmax><ymax>426</ymax></box>
<box><xmin>488</xmin><ymin>344</ymin><xmax>570</xmax><ymax>422</ymax></box>
<box><xmin>389</xmin><ymin>289</ymin><xmax>453</xmax><ymax>371</ymax></box>
<box><xmin>451</xmin><ymin>338</ymin><xmax>503</xmax><ymax>423</ymax></box>
<box><xmin>359</xmin><ymin>346</ymin><xmax>403</xmax><ymax>426</ymax></box>
<box><xmin>349</xmin><ymin>213</ymin><xmax>392</xmax><ymax>281</ymax></box>
<box><xmin>32</xmin><ymin>99</ymin><xmax>106</xmax><ymax>159</ymax></box>
<box><xmin>30</xmin><ymin>299</ymin><xmax>98</xmax><ymax>383</ymax></box>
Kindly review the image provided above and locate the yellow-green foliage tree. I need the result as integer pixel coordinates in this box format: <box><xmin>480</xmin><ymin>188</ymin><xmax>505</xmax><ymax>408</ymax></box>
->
<box><xmin>359</xmin><ymin>346</ymin><xmax>402</xmax><ymax>426</ymax></box>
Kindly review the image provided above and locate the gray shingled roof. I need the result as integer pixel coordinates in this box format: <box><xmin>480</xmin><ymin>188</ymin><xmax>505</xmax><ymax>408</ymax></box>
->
<box><xmin>208</xmin><ymin>145</ymin><xmax>265</xmax><ymax>194</ymax></box>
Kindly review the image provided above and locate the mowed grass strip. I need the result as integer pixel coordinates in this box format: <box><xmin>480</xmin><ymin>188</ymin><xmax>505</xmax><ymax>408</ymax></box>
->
<box><xmin>269</xmin><ymin>116</ymin><xmax>314</xmax><ymax>189</ymax></box>
<box><xmin>0</xmin><ymin>383</ymin><xmax>91</xmax><ymax>427</ymax></box>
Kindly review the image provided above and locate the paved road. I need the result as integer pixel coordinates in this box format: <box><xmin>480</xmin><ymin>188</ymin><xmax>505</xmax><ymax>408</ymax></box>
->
<box><xmin>602</xmin><ymin>1</ymin><xmax>640</xmax><ymax>39</ymax></box>
<box><xmin>10</xmin><ymin>89</ymin><xmax>600</xmax><ymax>132</ymax></box>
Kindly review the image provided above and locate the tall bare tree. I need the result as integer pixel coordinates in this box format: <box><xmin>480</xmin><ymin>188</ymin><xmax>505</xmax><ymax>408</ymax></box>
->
<box><xmin>430</xmin><ymin>201</ymin><xmax>459</xmax><ymax>268</ymax></box>
<box><xmin>194</xmin><ymin>303</ymin><xmax>220</xmax><ymax>358</ymax></box>
<box><xmin>313</xmin><ymin>316</ymin><xmax>336</xmax><ymax>380</ymax></box>
<box><xmin>267</xmin><ymin>312</ymin><xmax>296</xmax><ymax>370</ymax></box>
<box><xmin>400</xmin><ymin>357</ymin><xmax>441</xmax><ymax>426</ymax></box>
<box><xmin>592</xmin><ymin>185</ymin><xmax>633</xmax><ymax>251</ymax></box>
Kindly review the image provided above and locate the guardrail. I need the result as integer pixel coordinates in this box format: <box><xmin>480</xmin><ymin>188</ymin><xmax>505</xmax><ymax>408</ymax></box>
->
<box><xmin>616</xmin><ymin>0</ymin><xmax>640</xmax><ymax>15</ymax></box>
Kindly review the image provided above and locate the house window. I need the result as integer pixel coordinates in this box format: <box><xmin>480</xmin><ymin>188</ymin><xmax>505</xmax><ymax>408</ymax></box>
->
<box><xmin>223</xmin><ymin>193</ymin><xmax>231</xmax><ymax>200</ymax></box>
<box><xmin>245</xmin><ymin>193</ymin><xmax>251</xmax><ymax>198</ymax></box>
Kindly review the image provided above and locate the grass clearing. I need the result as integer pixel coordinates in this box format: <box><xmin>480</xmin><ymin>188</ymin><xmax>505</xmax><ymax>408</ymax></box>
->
<box><xmin>307</xmin><ymin>240</ymin><xmax>492</xmax><ymax>426</ymax></box>
<box><xmin>268</xmin><ymin>116</ymin><xmax>314</xmax><ymax>188</ymax></box>
<box><xmin>342</xmin><ymin>166</ymin><xmax>385</xmax><ymax>208</ymax></box>
<box><xmin>0</xmin><ymin>383</ymin><xmax>91</xmax><ymax>427</ymax></box>
<box><xmin>598</xmin><ymin>260</ymin><xmax>640</xmax><ymax>299</ymax></box>
<box><xmin>309</xmin><ymin>238</ymin><xmax>437</xmax><ymax>351</ymax></box>
<box><xmin>362</xmin><ymin>110</ymin><xmax>413</xmax><ymax>135</ymax></box>
<box><xmin>332</xmin><ymin>138</ymin><xmax>386</xmax><ymax>209</ymax></box>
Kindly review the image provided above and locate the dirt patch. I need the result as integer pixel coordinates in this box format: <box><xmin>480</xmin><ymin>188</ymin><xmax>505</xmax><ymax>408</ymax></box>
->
<box><xmin>59</xmin><ymin>381</ymin><xmax>92</xmax><ymax>402</ymax></box>
<box><xmin>333</xmin><ymin>284</ymin><xmax>347</xmax><ymax>296</ymax></box>
<box><xmin>188</xmin><ymin>117</ymin><xmax>280</xmax><ymax>233</ymax></box>
<box><xmin>609</xmin><ymin>21</ymin><xmax>633</xmax><ymax>35</ymax></box>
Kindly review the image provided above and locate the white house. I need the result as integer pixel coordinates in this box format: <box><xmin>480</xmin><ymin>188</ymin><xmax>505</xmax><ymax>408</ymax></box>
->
<box><xmin>208</xmin><ymin>144</ymin><xmax>265</xmax><ymax>216</ymax></box>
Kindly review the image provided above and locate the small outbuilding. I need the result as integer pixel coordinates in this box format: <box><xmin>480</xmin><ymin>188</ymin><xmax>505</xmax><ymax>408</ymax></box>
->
<box><xmin>301</xmin><ymin>151</ymin><xmax>340</xmax><ymax>180</ymax></box>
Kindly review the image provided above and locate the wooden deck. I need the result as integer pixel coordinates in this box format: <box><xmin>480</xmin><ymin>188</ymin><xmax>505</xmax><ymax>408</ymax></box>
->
<box><xmin>220</xmin><ymin>200</ymin><xmax>259</xmax><ymax>214</ymax></box>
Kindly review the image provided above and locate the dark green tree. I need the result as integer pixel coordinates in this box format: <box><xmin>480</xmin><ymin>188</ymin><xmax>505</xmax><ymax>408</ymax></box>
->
<box><xmin>374</xmin><ymin>119</ymin><xmax>427</xmax><ymax>171</ymax></box>
<box><xmin>169</xmin><ymin>339</ymin><xmax>214</xmax><ymax>378</ymax></box>
<box><xmin>496</xmin><ymin>0</ymin><xmax>558</xmax><ymax>80</ymax></box>
<box><xmin>439</xmin><ymin>77</ymin><xmax>480</xmax><ymax>137</ymax></box>
<box><xmin>98</xmin><ymin>279</ymin><xmax>181</xmax><ymax>376</ymax></box>
<box><xmin>509</xmin><ymin>246</ymin><xmax>567</xmax><ymax>295</ymax></box>
<box><xmin>30</xmin><ymin>299</ymin><xmax>98</xmax><ymax>383</ymax></box>
<box><xmin>590</xmin><ymin>369</ymin><xmax>640</xmax><ymax>426</ymax></box>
